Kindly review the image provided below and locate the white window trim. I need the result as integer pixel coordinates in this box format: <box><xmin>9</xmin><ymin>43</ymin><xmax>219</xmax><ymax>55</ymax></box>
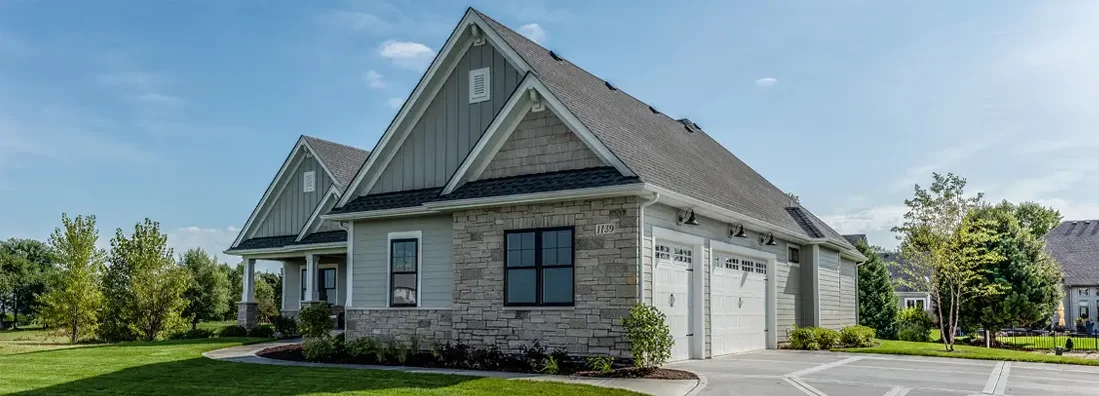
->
<box><xmin>303</xmin><ymin>171</ymin><xmax>316</xmax><ymax>193</ymax></box>
<box><xmin>386</xmin><ymin>230</ymin><xmax>423</xmax><ymax>308</ymax></box>
<box><xmin>469</xmin><ymin>67</ymin><xmax>490</xmax><ymax>103</ymax></box>
<box><xmin>709</xmin><ymin>238</ymin><xmax>779</xmax><ymax>351</ymax></box>
<box><xmin>904</xmin><ymin>297</ymin><xmax>929</xmax><ymax>310</ymax></box>
<box><xmin>787</xmin><ymin>242</ymin><xmax>801</xmax><ymax>265</ymax></box>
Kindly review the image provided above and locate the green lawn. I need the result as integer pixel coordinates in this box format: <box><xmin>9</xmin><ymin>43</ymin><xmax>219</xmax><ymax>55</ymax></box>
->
<box><xmin>996</xmin><ymin>334</ymin><xmax>1099</xmax><ymax>351</ymax></box>
<box><xmin>195</xmin><ymin>320</ymin><xmax>237</xmax><ymax>332</ymax></box>
<box><xmin>0</xmin><ymin>338</ymin><xmax>644</xmax><ymax>395</ymax></box>
<box><xmin>837</xmin><ymin>339</ymin><xmax>1099</xmax><ymax>366</ymax></box>
<box><xmin>0</xmin><ymin>326</ymin><xmax>87</xmax><ymax>356</ymax></box>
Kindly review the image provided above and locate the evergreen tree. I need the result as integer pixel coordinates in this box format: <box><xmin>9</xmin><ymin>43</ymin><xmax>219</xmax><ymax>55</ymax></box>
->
<box><xmin>855</xmin><ymin>241</ymin><xmax>898</xmax><ymax>339</ymax></box>
<box><xmin>38</xmin><ymin>214</ymin><xmax>106</xmax><ymax>343</ymax></box>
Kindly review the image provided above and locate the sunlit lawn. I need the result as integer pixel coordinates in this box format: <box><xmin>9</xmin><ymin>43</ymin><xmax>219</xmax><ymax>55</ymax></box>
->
<box><xmin>836</xmin><ymin>339</ymin><xmax>1099</xmax><ymax>366</ymax></box>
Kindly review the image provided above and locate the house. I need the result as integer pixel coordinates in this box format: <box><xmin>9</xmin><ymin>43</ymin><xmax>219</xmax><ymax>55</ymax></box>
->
<box><xmin>879</xmin><ymin>251</ymin><xmax>932</xmax><ymax>311</ymax></box>
<box><xmin>225</xmin><ymin>8</ymin><xmax>865</xmax><ymax>361</ymax></box>
<box><xmin>1044</xmin><ymin>220</ymin><xmax>1099</xmax><ymax>324</ymax></box>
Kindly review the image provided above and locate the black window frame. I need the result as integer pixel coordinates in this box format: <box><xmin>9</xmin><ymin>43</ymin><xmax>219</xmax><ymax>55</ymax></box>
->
<box><xmin>318</xmin><ymin>267</ymin><xmax>337</xmax><ymax>305</ymax></box>
<box><xmin>504</xmin><ymin>226</ymin><xmax>576</xmax><ymax>307</ymax></box>
<box><xmin>389</xmin><ymin>238</ymin><xmax>419</xmax><ymax>308</ymax></box>
<box><xmin>788</xmin><ymin>246</ymin><xmax>801</xmax><ymax>264</ymax></box>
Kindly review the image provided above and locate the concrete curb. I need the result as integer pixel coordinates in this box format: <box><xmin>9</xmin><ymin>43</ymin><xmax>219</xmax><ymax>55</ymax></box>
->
<box><xmin>203</xmin><ymin>341</ymin><xmax>700</xmax><ymax>396</ymax></box>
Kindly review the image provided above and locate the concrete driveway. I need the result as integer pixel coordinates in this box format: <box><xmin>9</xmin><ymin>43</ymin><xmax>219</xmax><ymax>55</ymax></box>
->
<box><xmin>671</xmin><ymin>349</ymin><xmax>1099</xmax><ymax>396</ymax></box>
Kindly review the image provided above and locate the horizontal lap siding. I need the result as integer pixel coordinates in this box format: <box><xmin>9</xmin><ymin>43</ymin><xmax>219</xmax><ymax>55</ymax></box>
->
<box><xmin>255</xmin><ymin>155</ymin><xmax>334</xmax><ymax>237</ymax></box>
<box><xmin>817</xmin><ymin>249</ymin><xmax>845</xmax><ymax>331</ymax></box>
<box><xmin>775</xmin><ymin>262</ymin><xmax>800</xmax><ymax>341</ymax></box>
<box><xmin>351</xmin><ymin>215</ymin><xmax>454</xmax><ymax>308</ymax></box>
<box><xmin>839</xmin><ymin>259</ymin><xmax>858</xmax><ymax>326</ymax></box>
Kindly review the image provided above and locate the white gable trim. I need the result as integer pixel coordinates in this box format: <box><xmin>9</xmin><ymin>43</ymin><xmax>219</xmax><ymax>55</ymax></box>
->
<box><xmin>337</xmin><ymin>10</ymin><xmax>531</xmax><ymax>207</ymax></box>
<box><xmin>441</xmin><ymin>75</ymin><xmax>635</xmax><ymax>195</ymax></box>
<box><xmin>299</xmin><ymin>138</ymin><xmax>344</xmax><ymax>188</ymax></box>
<box><xmin>295</xmin><ymin>185</ymin><xmax>342</xmax><ymax>242</ymax></box>
<box><xmin>232</xmin><ymin>137</ymin><xmax>309</xmax><ymax>247</ymax></box>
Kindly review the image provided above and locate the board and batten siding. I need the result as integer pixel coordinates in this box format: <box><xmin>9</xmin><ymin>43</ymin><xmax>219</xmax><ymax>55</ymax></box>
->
<box><xmin>817</xmin><ymin>248</ymin><xmax>847</xmax><ymax>331</ymax></box>
<box><xmin>254</xmin><ymin>155</ymin><xmax>334</xmax><ymax>238</ymax></box>
<box><xmin>839</xmin><ymin>258</ymin><xmax>858</xmax><ymax>326</ymax></box>
<box><xmin>351</xmin><ymin>215</ymin><xmax>454</xmax><ymax>309</ymax></box>
<box><xmin>370</xmin><ymin>42</ymin><xmax>523</xmax><ymax>194</ymax></box>
<box><xmin>640</xmin><ymin>203</ymin><xmax>799</xmax><ymax>349</ymax></box>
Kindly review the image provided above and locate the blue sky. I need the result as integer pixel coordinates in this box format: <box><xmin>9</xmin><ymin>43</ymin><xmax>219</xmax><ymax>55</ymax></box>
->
<box><xmin>2</xmin><ymin>1</ymin><xmax>1098</xmax><ymax>272</ymax></box>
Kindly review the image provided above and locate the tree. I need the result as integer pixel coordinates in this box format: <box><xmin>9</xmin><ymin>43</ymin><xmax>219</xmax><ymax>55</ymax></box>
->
<box><xmin>0</xmin><ymin>238</ymin><xmax>55</xmax><ymax>329</ymax></box>
<box><xmin>1005</xmin><ymin>201</ymin><xmax>1062</xmax><ymax>239</ymax></box>
<box><xmin>180</xmin><ymin>248</ymin><xmax>230</xmax><ymax>330</ymax></box>
<box><xmin>255</xmin><ymin>272</ymin><xmax>282</xmax><ymax>321</ymax></box>
<box><xmin>38</xmin><ymin>214</ymin><xmax>106</xmax><ymax>343</ymax></box>
<box><xmin>855</xmin><ymin>242</ymin><xmax>898</xmax><ymax>339</ymax></box>
<box><xmin>221</xmin><ymin>263</ymin><xmax>243</xmax><ymax>320</ymax></box>
<box><xmin>893</xmin><ymin>173</ymin><xmax>997</xmax><ymax>351</ymax></box>
<box><xmin>959</xmin><ymin>203</ymin><xmax>1063</xmax><ymax>342</ymax></box>
<box><xmin>105</xmin><ymin>219</ymin><xmax>191</xmax><ymax>341</ymax></box>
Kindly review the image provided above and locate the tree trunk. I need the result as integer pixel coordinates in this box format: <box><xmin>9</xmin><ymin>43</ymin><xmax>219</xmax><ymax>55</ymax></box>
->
<box><xmin>192</xmin><ymin>316</ymin><xmax>199</xmax><ymax>331</ymax></box>
<box><xmin>11</xmin><ymin>293</ymin><xmax>18</xmax><ymax>330</ymax></box>
<box><xmin>936</xmin><ymin>290</ymin><xmax>949</xmax><ymax>351</ymax></box>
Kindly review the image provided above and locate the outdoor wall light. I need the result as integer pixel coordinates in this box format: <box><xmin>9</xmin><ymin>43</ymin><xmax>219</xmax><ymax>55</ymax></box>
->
<box><xmin>677</xmin><ymin>208</ymin><xmax>700</xmax><ymax>226</ymax></box>
<box><xmin>760</xmin><ymin>232</ymin><xmax>777</xmax><ymax>246</ymax></box>
<box><xmin>729</xmin><ymin>223</ymin><xmax>747</xmax><ymax>238</ymax></box>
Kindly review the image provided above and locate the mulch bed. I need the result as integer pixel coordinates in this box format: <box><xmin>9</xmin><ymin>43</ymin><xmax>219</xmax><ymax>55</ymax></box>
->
<box><xmin>257</xmin><ymin>344</ymin><xmax>697</xmax><ymax>380</ymax></box>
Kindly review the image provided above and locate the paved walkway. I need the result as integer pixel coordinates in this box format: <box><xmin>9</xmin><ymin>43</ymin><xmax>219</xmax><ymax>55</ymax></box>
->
<box><xmin>202</xmin><ymin>341</ymin><xmax>701</xmax><ymax>396</ymax></box>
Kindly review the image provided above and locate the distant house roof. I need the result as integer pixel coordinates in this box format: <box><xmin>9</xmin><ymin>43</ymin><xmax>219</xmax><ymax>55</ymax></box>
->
<box><xmin>843</xmin><ymin>234</ymin><xmax>868</xmax><ymax>246</ymax></box>
<box><xmin>1044</xmin><ymin>220</ymin><xmax>1099</xmax><ymax>287</ymax></box>
<box><xmin>879</xmin><ymin>251</ymin><xmax>925</xmax><ymax>293</ymax></box>
<box><xmin>303</xmin><ymin>135</ymin><xmax>370</xmax><ymax>188</ymax></box>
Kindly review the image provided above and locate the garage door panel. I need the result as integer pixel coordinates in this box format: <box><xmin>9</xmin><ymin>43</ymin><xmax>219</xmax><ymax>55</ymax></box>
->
<box><xmin>654</xmin><ymin>241</ymin><xmax>692</xmax><ymax>361</ymax></box>
<box><xmin>712</xmin><ymin>252</ymin><xmax>768</xmax><ymax>355</ymax></box>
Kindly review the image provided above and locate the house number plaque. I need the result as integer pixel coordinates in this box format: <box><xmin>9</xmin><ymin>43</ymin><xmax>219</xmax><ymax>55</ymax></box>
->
<box><xmin>595</xmin><ymin>223</ymin><xmax>616</xmax><ymax>235</ymax></box>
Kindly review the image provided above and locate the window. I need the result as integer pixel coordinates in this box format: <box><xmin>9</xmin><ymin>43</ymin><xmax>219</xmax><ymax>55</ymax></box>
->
<box><xmin>303</xmin><ymin>171</ymin><xmax>316</xmax><ymax>193</ymax></box>
<box><xmin>713</xmin><ymin>253</ymin><xmax>739</xmax><ymax>271</ymax></box>
<box><xmin>469</xmin><ymin>67</ymin><xmax>490</xmax><ymax>103</ymax></box>
<box><xmin>788</xmin><ymin>246</ymin><xmax>800</xmax><ymax>264</ymax></box>
<box><xmin>754</xmin><ymin>261</ymin><xmax>767</xmax><ymax>274</ymax></box>
<box><xmin>1080</xmin><ymin>306</ymin><xmax>1089</xmax><ymax>319</ymax></box>
<box><xmin>300</xmin><ymin>268</ymin><xmax>307</xmax><ymax>301</ymax></box>
<box><xmin>655</xmin><ymin>244</ymin><xmax>671</xmax><ymax>261</ymax></box>
<box><xmin>318</xmin><ymin>268</ymin><xmax>337</xmax><ymax>305</ymax></box>
<box><xmin>505</xmin><ymin>227</ymin><xmax>574</xmax><ymax>306</ymax></box>
<box><xmin>389</xmin><ymin>239</ymin><xmax>419</xmax><ymax>307</ymax></box>
<box><xmin>905</xmin><ymin>298</ymin><xmax>926</xmax><ymax>310</ymax></box>
<box><xmin>656</xmin><ymin>242</ymin><xmax>691</xmax><ymax>266</ymax></box>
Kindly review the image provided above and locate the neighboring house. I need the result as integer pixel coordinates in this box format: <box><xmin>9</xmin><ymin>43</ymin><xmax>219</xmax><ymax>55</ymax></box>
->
<box><xmin>879</xmin><ymin>251</ymin><xmax>932</xmax><ymax>311</ymax></box>
<box><xmin>226</xmin><ymin>8</ymin><xmax>865</xmax><ymax>361</ymax></box>
<box><xmin>1044</xmin><ymin>220</ymin><xmax>1099</xmax><ymax>324</ymax></box>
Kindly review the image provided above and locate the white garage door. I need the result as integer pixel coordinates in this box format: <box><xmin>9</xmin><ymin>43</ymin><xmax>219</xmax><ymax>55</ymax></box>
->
<box><xmin>654</xmin><ymin>242</ymin><xmax>693</xmax><ymax>361</ymax></box>
<box><xmin>711</xmin><ymin>251</ymin><xmax>767</xmax><ymax>355</ymax></box>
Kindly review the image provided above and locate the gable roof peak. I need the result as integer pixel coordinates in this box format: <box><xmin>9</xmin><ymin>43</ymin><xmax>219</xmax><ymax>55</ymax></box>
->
<box><xmin>301</xmin><ymin>135</ymin><xmax>370</xmax><ymax>188</ymax></box>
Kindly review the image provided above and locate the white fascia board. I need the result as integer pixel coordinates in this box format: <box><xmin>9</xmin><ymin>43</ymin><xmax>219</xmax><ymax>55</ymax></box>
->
<box><xmin>225</xmin><ymin>243</ymin><xmax>347</xmax><ymax>258</ymax></box>
<box><xmin>322</xmin><ymin>206</ymin><xmax>438</xmax><ymax>222</ymax></box>
<box><xmin>425</xmin><ymin>184</ymin><xmax>646</xmax><ymax>211</ymax></box>
<box><xmin>337</xmin><ymin>10</ymin><xmax>532</xmax><ymax>208</ymax></box>
<box><xmin>299</xmin><ymin>139</ymin><xmax>344</xmax><ymax>189</ymax></box>
<box><xmin>232</xmin><ymin>137</ymin><xmax>309</xmax><ymax>247</ymax></box>
<box><xmin>296</xmin><ymin>186</ymin><xmax>342</xmax><ymax>242</ymax></box>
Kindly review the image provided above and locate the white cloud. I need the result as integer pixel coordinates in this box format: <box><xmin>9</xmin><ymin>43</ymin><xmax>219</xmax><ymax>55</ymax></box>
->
<box><xmin>318</xmin><ymin>10</ymin><xmax>390</xmax><ymax>32</ymax></box>
<box><xmin>363</xmin><ymin>70</ymin><xmax>385</xmax><ymax>89</ymax></box>
<box><xmin>166</xmin><ymin>226</ymin><xmax>240</xmax><ymax>264</ymax></box>
<box><xmin>131</xmin><ymin>92</ymin><xmax>184</xmax><ymax>106</ymax></box>
<box><xmin>379</xmin><ymin>40</ymin><xmax>435</xmax><ymax>70</ymax></box>
<box><xmin>822</xmin><ymin>204</ymin><xmax>907</xmax><ymax>236</ymax></box>
<box><xmin>387</xmin><ymin>97</ymin><xmax>405</xmax><ymax>109</ymax></box>
<box><xmin>98</xmin><ymin>71</ymin><xmax>183</xmax><ymax>106</ymax></box>
<box><xmin>755</xmin><ymin>77</ymin><xmax>777</xmax><ymax>87</ymax></box>
<box><xmin>518</xmin><ymin>23</ymin><xmax>547</xmax><ymax>44</ymax></box>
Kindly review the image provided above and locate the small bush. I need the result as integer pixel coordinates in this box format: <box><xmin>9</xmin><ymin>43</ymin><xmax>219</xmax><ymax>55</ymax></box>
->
<box><xmin>439</xmin><ymin>341</ymin><xmax>471</xmax><ymax>367</ymax></box>
<box><xmin>333</xmin><ymin>333</ymin><xmax>346</xmax><ymax>355</ymax></box>
<box><xmin>470</xmin><ymin>345</ymin><xmax>504</xmax><ymax>370</ymax></box>
<box><xmin>520</xmin><ymin>341</ymin><xmax>549</xmax><ymax>370</ymax></box>
<box><xmin>408</xmin><ymin>334</ymin><xmax>421</xmax><ymax>353</ymax></box>
<box><xmin>789</xmin><ymin>326</ymin><xmax>819</xmax><ymax>350</ymax></box>
<box><xmin>586</xmin><ymin>356</ymin><xmax>614</xmax><ymax>375</ymax></box>
<box><xmin>219</xmin><ymin>325</ymin><xmax>249</xmax><ymax>338</ymax></box>
<box><xmin>302</xmin><ymin>337</ymin><xmax>334</xmax><ymax>362</ymax></box>
<box><xmin>1066</xmin><ymin>338</ymin><xmax>1075</xmax><ymax>351</ymax></box>
<box><xmin>895</xmin><ymin>307</ymin><xmax>933</xmax><ymax>342</ymax></box>
<box><xmin>813</xmin><ymin>327</ymin><xmax>840</xmax><ymax>349</ymax></box>
<box><xmin>298</xmin><ymin>304</ymin><xmax>333</xmax><ymax>339</ymax></box>
<box><xmin>622</xmin><ymin>304</ymin><xmax>674</xmax><ymax>368</ymax></box>
<box><xmin>840</xmin><ymin>325</ymin><xmax>875</xmax><ymax>347</ymax></box>
<box><xmin>168</xmin><ymin>328</ymin><xmax>215</xmax><ymax>340</ymax></box>
<box><xmin>347</xmin><ymin>337</ymin><xmax>376</xmax><ymax>357</ymax></box>
<box><xmin>897</xmin><ymin>325</ymin><xmax>931</xmax><ymax>342</ymax></box>
<box><xmin>270</xmin><ymin>315</ymin><xmax>298</xmax><ymax>338</ymax></box>
<box><xmin>247</xmin><ymin>326</ymin><xmax>275</xmax><ymax>338</ymax></box>
<box><xmin>540</xmin><ymin>356</ymin><xmax>560</xmax><ymax>375</ymax></box>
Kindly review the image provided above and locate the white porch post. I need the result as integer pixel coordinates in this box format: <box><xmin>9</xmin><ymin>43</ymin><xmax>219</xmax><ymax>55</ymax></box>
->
<box><xmin>242</xmin><ymin>258</ymin><xmax>256</xmax><ymax>303</ymax></box>
<box><xmin>237</xmin><ymin>258</ymin><xmax>259</xmax><ymax>328</ymax></box>
<box><xmin>305</xmin><ymin>254</ymin><xmax>317</xmax><ymax>302</ymax></box>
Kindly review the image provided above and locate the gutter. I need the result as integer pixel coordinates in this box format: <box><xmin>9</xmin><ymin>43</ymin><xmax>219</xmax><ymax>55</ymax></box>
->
<box><xmin>223</xmin><ymin>241</ymin><xmax>347</xmax><ymax>256</ymax></box>
<box><xmin>637</xmin><ymin>191</ymin><xmax>660</xmax><ymax>302</ymax></box>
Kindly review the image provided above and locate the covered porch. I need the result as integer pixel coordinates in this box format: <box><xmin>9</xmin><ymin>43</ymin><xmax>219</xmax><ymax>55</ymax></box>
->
<box><xmin>237</xmin><ymin>246</ymin><xmax>349</xmax><ymax>329</ymax></box>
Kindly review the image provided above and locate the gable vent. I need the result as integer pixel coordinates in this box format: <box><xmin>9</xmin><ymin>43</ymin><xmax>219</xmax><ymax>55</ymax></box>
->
<box><xmin>549</xmin><ymin>51</ymin><xmax>562</xmax><ymax>61</ymax></box>
<box><xmin>469</xmin><ymin>67</ymin><xmax>490</xmax><ymax>103</ymax></box>
<box><xmin>648</xmin><ymin>105</ymin><xmax>660</xmax><ymax>114</ymax></box>
<box><xmin>604</xmin><ymin>81</ymin><xmax>617</xmax><ymax>91</ymax></box>
<box><xmin>677</xmin><ymin>118</ymin><xmax>702</xmax><ymax>133</ymax></box>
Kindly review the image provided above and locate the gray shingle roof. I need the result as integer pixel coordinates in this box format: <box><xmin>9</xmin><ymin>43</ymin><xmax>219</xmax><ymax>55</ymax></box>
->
<box><xmin>843</xmin><ymin>234</ymin><xmax>868</xmax><ymax>246</ymax></box>
<box><xmin>332</xmin><ymin>167</ymin><xmax>640</xmax><ymax>215</ymax></box>
<box><xmin>303</xmin><ymin>135</ymin><xmax>370</xmax><ymax>188</ymax></box>
<box><xmin>1045</xmin><ymin>220</ymin><xmax>1099</xmax><ymax>287</ymax></box>
<box><xmin>231</xmin><ymin>230</ymin><xmax>346</xmax><ymax>251</ymax></box>
<box><xmin>879</xmin><ymin>251</ymin><xmax>923</xmax><ymax>293</ymax></box>
<box><xmin>474</xmin><ymin>9</ymin><xmax>851</xmax><ymax>250</ymax></box>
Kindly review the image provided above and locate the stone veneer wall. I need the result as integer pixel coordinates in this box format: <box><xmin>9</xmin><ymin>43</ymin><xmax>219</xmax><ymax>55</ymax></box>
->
<box><xmin>451</xmin><ymin>197</ymin><xmax>641</xmax><ymax>357</ymax></box>
<box><xmin>478</xmin><ymin>110</ymin><xmax>605</xmax><ymax>180</ymax></box>
<box><xmin>345</xmin><ymin>309</ymin><xmax>453</xmax><ymax>343</ymax></box>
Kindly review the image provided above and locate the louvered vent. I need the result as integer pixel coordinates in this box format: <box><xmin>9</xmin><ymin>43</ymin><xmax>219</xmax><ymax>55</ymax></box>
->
<box><xmin>469</xmin><ymin>67</ymin><xmax>490</xmax><ymax>103</ymax></box>
<box><xmin>677</xmin><ymin>118</ymin><xmax>702</xmax><ymax>133</ymax></box>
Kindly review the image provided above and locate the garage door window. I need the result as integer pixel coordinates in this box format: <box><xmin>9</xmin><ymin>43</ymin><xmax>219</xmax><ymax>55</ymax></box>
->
<box><xmin>505</xmin><ymin>227</ymin><xmax>574</xmax><ymax>306</ymax></box>
<box><xmin>713</xmin><ymin>253</ymin><xmax>740</xmax><ymax>271</ymax></box>
<box><xmin>740</xmin><ymin>258</ymin><xmax>766</xmax><ymax>275</ymax></box>
<box><xmin>656</xmin><ymin>243</ymin><xmax>692</xmax><ymax>266</ymax></box>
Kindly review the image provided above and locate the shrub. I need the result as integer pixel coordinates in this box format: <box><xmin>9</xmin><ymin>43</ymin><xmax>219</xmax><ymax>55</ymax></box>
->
<box><xmin>1066</xmin><ymin>338</ymin><xmax>1075</xmax><ymax>351</ymax></box>
<box><xmin>247</xmin><ymin>326</ymin><xmax>275</xmax><ymax>338</ymax></box>
<box><xmin>168</xmin><ymin>328</ymin><xmax>214</xmax><ymax>340</ymax></box>
<box><xmin>470</xmin><ymin>345</ymin><xmax>504</xmax><ymax>370</ymax></box>
<box><xmin>840</xmin><ymin>325</ymin><xmax>876</xmax><ymax>347</ymax></box>
<box><xmin>813</xmin><ymin>327</ymin><xmax>840</xmax><ymax>349</ymax></box>
<box><xmin>298</xmin><ymin>304</ymin><xmax>333</xmax><ymax>339</ymax></box>
<box><xmin>622</xmin><ymin>304</ymin><xmax>674</xmax><ymax>368</ymax></box>
<box><xmin>540</xmin><ymin>356</ymin><xmax>560</xmax><ymax>375</ymax></box>
<box><xmin>333</xmin><ymin>333</ymin><xmax>346</xmax><ymax>355</ymax></box>
<box><xmin>302</xmin><ymin>337</ymin><xmax>334</xmax><ymax>362</ymax></box>
<box><xmin>586</xmin><ymin>356</ymin><xmax>614</xmax><ymax>375</ymax></box>
<box><xmin>218</xmin><ymin>325</ymin><xmax>249</xmax><ymax>338</ymax></box>
<box><xmin>438</xmin><ymin>341</ymin><xmax>471</xmax><ymax>367</ymax></box>
<box><xmin>347</xmin><ymin>337</ymin><xmax>376</xmax><ymax>358</ymax></box>
<box><xmin>789</xmin><ymin>326</ymin><xmax>820</xmax><ymax>350</ymax></box>
<box><xmin>408</xmin><ymin>334</ymin><xmax>421</xmax><ymax>353</ymax></box>
<box><xmin>520</xmin><ymin>341</ymin><xmax>548</xmax><ymax>370</ymax></box>
<box><xmin>895</xmin><ymin>307</ymin><xmax>933</xmax><ymax>343</ymax></box>
<box><xmin>270</xmin><ymin>315</ymin><xmax>298</xmax><ymax>338</ymax></box>
<box><xmin>897</xmin><ymin>325</ymin><xmax>931</xmax><ymax>342</ymax></box>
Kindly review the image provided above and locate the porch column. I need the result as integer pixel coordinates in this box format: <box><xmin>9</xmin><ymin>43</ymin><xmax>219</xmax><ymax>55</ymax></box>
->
<box><xmin>305</xmin><ymin>254</ymin><xmax>317</xmax><ymax>302</ymax></box>
<box><xmin>237</xmin><ymin>258</ymin><xmax>259</xmax><ymax>328</ymax></box>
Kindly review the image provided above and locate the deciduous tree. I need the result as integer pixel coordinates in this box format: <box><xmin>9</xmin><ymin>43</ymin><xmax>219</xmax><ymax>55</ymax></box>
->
<box><xmin>0</xmin><ymin>238</ymin><xmax>55</xmax><ymax>329</ymax></box>
<box><xmin>106</xmin><ymin>219</ymin><xmax>191</xmax><ymax>341</ymax></box>
<box><xmin>180</xmin><ymin>248</ymin><xmax>230</xmax><ymax>330</ymax></box>
<box><xmin>38</xmin><ymin>214</ymin><xmax>106</xmax><ymax>343</ymax></box>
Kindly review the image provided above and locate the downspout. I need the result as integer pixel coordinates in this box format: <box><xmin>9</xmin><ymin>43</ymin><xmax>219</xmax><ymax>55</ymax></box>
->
<box><xmin>637</xmin><ymin>192</ymin><xmax>660</xmax><ymax>303</ymax></box>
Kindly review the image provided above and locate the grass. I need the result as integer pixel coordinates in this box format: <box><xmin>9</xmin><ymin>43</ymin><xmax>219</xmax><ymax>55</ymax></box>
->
<box><xmin>836</xmin><ymin>339</ymin><xmax>1099</xmax><ymax>366</ymax></box>
<box><xmin>0</xmin><ymin>337</ymin><xmax>643</xmax><ymax>395</ymax></box>
<box><xmin>0</xmin><ymin>326</ymin><xmax>89</xmax><ymax>356</ymax></box>
<box><xmin>996</xmin><ymin>334</ymin><xmax>1099</xmax><ymax>351</ymax></box>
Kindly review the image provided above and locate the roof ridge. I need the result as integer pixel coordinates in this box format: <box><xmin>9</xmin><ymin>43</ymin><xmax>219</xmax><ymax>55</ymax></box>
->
<box><xmin>302</xmin><ymin>135</ymin><xmax>369</xmax><ymax>153</ymax></box>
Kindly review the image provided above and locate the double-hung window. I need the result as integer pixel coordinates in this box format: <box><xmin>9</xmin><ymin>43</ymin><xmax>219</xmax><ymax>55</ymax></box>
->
<box><xmin>389</xmin><ymin>239</ymin><xmax>419</xmax><ymax>307</ymax></box>
<box><xmin>505</xmin><ymin>227</ymin><xmax>574</xmax><ymax>306</ymax></box>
